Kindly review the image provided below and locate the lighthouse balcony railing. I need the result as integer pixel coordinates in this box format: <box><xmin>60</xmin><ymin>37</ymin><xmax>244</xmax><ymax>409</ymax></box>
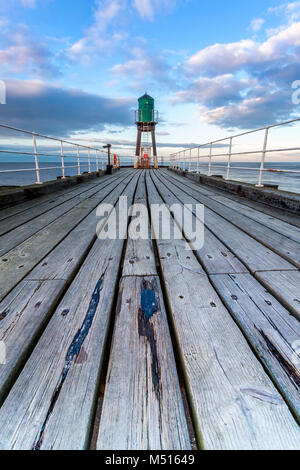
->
<box><xmin>134</xmin><ymin>110</ymin><xmax>158</xmax><ymax>123</ymax></box>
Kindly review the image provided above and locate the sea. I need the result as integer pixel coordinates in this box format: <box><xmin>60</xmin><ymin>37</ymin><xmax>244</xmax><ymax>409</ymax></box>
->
<box><xmin>0</xmin><ymin>161</ymin><xmax>299</xmax><ymax>194</ymax></box>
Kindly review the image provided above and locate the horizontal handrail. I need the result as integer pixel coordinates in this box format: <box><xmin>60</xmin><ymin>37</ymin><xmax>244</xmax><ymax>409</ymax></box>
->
<box><xmin>0</xmin><ymin>123</ymin><xmax>125</xmax><ymax>184</ymax></box>
<box><xmin>173</xmin><ymin>117</ymin><xmax>300</xmax><ymax>153</ymax></box>
<box><xmin>169</xmin><ymin>117</ymin><xmax>300</xmax><ymax>188</ymax></box>
<box><xmin>0</xmin><ymin>165</ymin><xmax>79</xmax><ymax>173</ymax></box>
<box><xmin>0</xmin><ymin>123</ymin><xmax>109</xmax><ymax>152</ymax></box>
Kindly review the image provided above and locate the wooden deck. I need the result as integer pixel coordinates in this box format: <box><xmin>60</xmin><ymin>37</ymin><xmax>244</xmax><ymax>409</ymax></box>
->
<box><xmin>0</xmin><ymin>168</ymin><xmax>299</xmax><ymax>450</ymax></box>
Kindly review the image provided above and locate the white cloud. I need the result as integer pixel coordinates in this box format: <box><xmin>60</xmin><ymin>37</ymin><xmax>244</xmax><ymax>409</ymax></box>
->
<box><xmin>133</xmin><ymin>0</ymin><xmax>176</xmax><ymax>20</ymax></box>
<box><xmin>111</xmin><ymin>46</ymin><xmax>176</xmax><ymax>90</ymax></box>
<box><xmin>250</xmin><ymin>18</ymin><xmax>265</xmax><ymax>31</ymax></box>
<box><xmin>67</xmin><ymin>0</ymin><xmax>179</xmax><ymax>62</ymax></box>
<box><xmin>268</xmin><ymin>1</ymin><xmax>300</xmax><ymax>21</ymax></box>
<box><xmin>133</xmin><ymin>0</ymin><xmax>154</xmax><ymax>19</ymax></box>
<box><xmin>173</xmin><ymin>20</ymin><xmax>300</xmax><ymax>129</ymax></box>
<box><xmin>184</xmin><ymin>21</ymin><xmax>300</xmax><ymax>76</ymax></box>
<box><xmin>1</xmin><ymin>79</ymin><xmax>134</xmax><ymax>135</ymax></box>
<box><xmin>0</xmin><ymin>27</ymin><xmax>59</xmax><ymax>77</ymax></box>
<box><xmin>199</xmin><ymin>89</ymin><xmax>296</xmax><ymax>129</ymax></box>
<box><xmin>172</xmin><ymin>74</ymin><xmax>256</xmax><ymax>107</ymax></box>
<box><xmin>67</xmin><ymin>0</ymin><xmax>126</xmax><ymax>63</ymax></box>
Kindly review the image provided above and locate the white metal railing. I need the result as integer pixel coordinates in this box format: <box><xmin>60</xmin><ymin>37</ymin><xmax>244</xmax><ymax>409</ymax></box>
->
<box><xmin>0</xmin><ymin>124</ymin><xmax>124</xmax><ymax>185</ymax></box>
<box><xmin>169</xmin><ymin>118</ymin><xmax>300</xmax><ymax>188</ymax></box>
<box><xmin>134</xmin><ymin>110</ymin><xmax>159</xmax><ymax>123</ymax></box>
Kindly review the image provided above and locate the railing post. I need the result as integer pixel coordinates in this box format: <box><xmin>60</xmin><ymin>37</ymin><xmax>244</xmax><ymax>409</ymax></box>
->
<box><xmin>183</xmin><ymin>151</ymin><xmax>186</xmax><ymax>171</ymax></box>
<box><xmin>102</xmin><ymin>152</ymin><xmax>105</xmax><ymax>171</ymax></box>
<box><xmin>208</xmin><ymin>143</ymin><xmax>213</xmax><ymax>176</ymax></box>
<box><xmin>197</xmin><ymin>147</ymin><xmax>200</xmax><ymax>174</ymax></box>
<box><xmin>77</xmin><ymin>145</ymin><xmax>81</xmax><ymax>175</ymax></box>
<box><xmin>60</xmin><ymin>140</ymin><xmax>66</xmax><ymax>179</ymax></box>
<box><xmin>32</xmin><ymin>134</ymin><xmax>42</xmax><ymax>185</ymax></box>
<box><xmin>88</xmin><ymin>148</ymin><xmax>91</xmax><ymax>173</ymax></box>
<box><xmin>225</xmin><ymin>138</ymin><xmax>233</xmax><ymax>180</ymax></box>
<box><xmin>189</xmin><ymin>149</ymin><xmax>192</xmax><ymax>172</ymax></box>
<box><xmin>256</xmin><ymin>127</ymin><xmax>269</xmax><ymax>188</ymax></box>
<box><xmin>96</xmin><ymin>150</ymin><xmax>99</xmax><ymax>172</ymax></box>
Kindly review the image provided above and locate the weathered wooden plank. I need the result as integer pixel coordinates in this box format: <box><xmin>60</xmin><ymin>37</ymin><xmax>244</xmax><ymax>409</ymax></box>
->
<box><xmin>0</xmin><ymin>174</ymin><xmax>115</xmax><ymax>235</ymax></box>
<box><xmin>160</xmin><ymin>172</ymin><xmax>300</xmax><ymax>312</ymax></box>
<box><xmin>164</xmin><ymin>174</ymin><xmax>300</xmax><ymax>319</ymax></box>
<box><xmin>209</xmin><ymin>195</ymin><xmax>300</xmax><ymax>244</ymax></box>
<box><xmin>0</xmin><ymin>175</ymin><xmax>140</xmax><ymax>450</ymax></box>
<box><xmin>27</xmin><ymin>171</ymin><xmax>139</xmax><ymax>282</ymax></box>
<box><xmin>146</xmin><ymin>171</ymin><xmax>300</xmax><ymax>450</ymax></box>
<box><xmin>164</xmin><ymin>169</ymin><xmax>300</xmax><ymax>228</ymax></box>
<box><xmin>0</xmin><ymin>176</ymin><xmax>109</xmax><ymax>224</ymax></box>
<box><xmin>97</xmin><ymin>174</ymin><xmax>190</xmax><ymax>450</ymax></box>
<box><xmin>150</xmin><ymin>171</ymin><xmax>248</xmax><ymax>275</ymax></box>
<box><xmin>154</xmin><ymin>171</ymin><xmax>294</xmax><ymax>273</ymax></box>
<box><xmin>0</xmin><ymin>279</ymin><xmax>66</xmax><ymax>404</ymax></box>
<box><xmin>255</xmin><ymin>270</ymin><xmax>300</xmax><ymax>321</ymax></box>
<box><xmin>160</xmin><ymin>267</ymin><xmax>300</xmax><ymax>449</ymax></box>
<box><xmin>0</xmin><ymin>172</ymin><xmax>134</xmax><ymax>302</ymax></box>
<box><xmin>0</xmin><ymin>173</ymin><xmax>140</xmax><ymax>408</ymax></box>
<box><xmin>146</xmin><ymin>173</ymin><xmax>207</xmax><ymax>278</ymax></box>
<box><xmin>162</xmin><ymin>171</ymin><xmax>300</xmax><ymax>267</ymax></box>
<box><xmin>122</xmin><ymin>172</ymin><xmax>157</xmax><ymax>277</ymax></box>
<box><xmin>210</xmin><ymin>273</ymin><xmax>300</xmax><ymax>423</ymax></box>
<box><xmin>0</xmin><ymin>171</ymin><xmax>128</xmax><ymax>255</ymax></box>
<box><xmin>97</xmin><ymin>276</ymin><xmax>191</xmax><ymax>451</ymax></box>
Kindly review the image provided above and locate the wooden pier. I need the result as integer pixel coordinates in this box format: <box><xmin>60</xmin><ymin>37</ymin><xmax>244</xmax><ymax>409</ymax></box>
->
<box><xmin>0</xmin><ymin>168</ymin><xmax>299</xmax><ymax>450</ymax></box>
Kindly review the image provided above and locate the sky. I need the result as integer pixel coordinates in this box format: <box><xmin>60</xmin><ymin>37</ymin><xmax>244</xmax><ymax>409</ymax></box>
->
<box><xmin>0</xmin><ymin>0</ymin><xmax>300</xmax><ymax>160</ymax></box>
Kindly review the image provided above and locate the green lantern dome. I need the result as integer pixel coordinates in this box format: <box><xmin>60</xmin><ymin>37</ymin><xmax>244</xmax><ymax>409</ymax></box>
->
<box><xmin>138</xmin><ymin>93</ymin><xmax>154</xmax><ymax>123</ymax></box>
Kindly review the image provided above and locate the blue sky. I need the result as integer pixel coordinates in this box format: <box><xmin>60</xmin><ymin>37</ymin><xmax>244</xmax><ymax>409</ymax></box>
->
<box><xmin>0</xmin><ymin>0</ymin><xmax>299</xmax><ymax>158</ymax></box>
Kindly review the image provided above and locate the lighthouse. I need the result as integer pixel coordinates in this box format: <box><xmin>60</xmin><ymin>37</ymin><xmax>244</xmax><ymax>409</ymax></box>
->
<box><xmin>134</xmin><ymin>93</ymin><xmax>158</xmax><ymax>169</ymax></box>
